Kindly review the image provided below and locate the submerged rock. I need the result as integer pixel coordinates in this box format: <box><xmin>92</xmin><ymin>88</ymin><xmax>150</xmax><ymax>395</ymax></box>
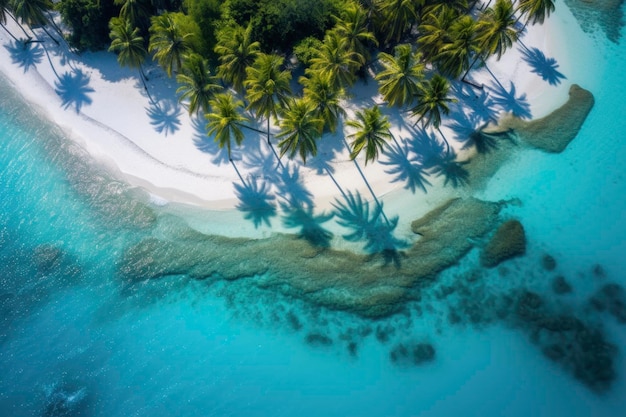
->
<box><xmin>500</xmin><ymin>85</ymin><xmax>594</xmax><ymax>153</ymax></box>
<box><xmin>305</xmin><ymin>332</ymin><xmax>333</xmax><ymax>347</ymax></box>
<box><xmin>552</xmin><ymin>276</ymin><xmax>573</xmax><ymax>295</ymax></box>
<box><xmin>480</xmin><ymin>220</ymin><xmax>526</xmax><ymax>267</ymax></box>
<box><xmin>589</xmin><ymin>283</ymin><xmax>626</xmax><ymax>324</ymax></box>
<box><xmin>542</xmin><ymin>254</ymin><xmax>557</xmax><ymax>271</ymax></box>
<box><xmin>389</xmin><ymin>342</ymin><xmax>436</xmax><ymax>366</ymax></box>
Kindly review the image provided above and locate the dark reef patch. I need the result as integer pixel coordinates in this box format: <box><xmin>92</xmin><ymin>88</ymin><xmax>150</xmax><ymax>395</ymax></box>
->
<box><xmin>542</xmin><ymin>254</ymin><xmax>557</xmax><ymax>271</ymax></box>
<box><xmin>563</xmin><ymin>0</ymin><xmax>625</xmax><ymax>43</ymax></box>
<box><xmin>552</xmin><ymin>276</ymin><xmax>573</xmax><ymax>295</ymax></box>
<box><xmin>389</xmin><ymin>342</ymin><xmax>436</xmax><ymax>366</ymax></box>
<box><xmin>589</xmin><ymin>283</ymin><xmax>626</xmax><ymax>323</ymax></box>
<box><xmin>480</xmin><ymin>220</ymin><xmax>527</xmax><ymax>267</ymax></box>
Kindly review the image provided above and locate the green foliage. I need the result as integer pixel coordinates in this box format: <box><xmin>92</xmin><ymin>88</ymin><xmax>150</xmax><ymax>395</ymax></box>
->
<box><xmin>148</xmin><ymin>12</ymin><xmax>193</xmax><ymax>77</ymax></box>
<box><xmin>277</xmin><ymin>98</ymin><xmax>324</xmax><ymax>164</ymax></box>
<box><xmin>108</xmin><ymin>16</ymin><xmax>147</xmax><ymax>70</ymax></box>
<box><xmin>206</xmin><ymin>93</ymin><xmax>249</xmax><ymax>159</ymax></box>
<box><xmin>375</xmin><ymin>43</ymin><xmax>424</xmax><ymax>107</ymax></box>
<box><xmin>347</xmin><ymin>105</ymin><xmax>392</xmax><ymax>165</ymax></box>
<box><xmin>176</xmin><ymin>52</ymin><xmax>222</xmax><ymax>115</ymax></box>
<box><xmin>57</xmin><ymin>0</ymin><xmax>119</xmax><ymax>51</ymax></box>
<box><xmin>227</xmin><ymin>0</ymin><xmax>344</xmax><ymax>53</ymax></box>
<box><xmin>293</xmin><ymin>36</ymin><xmax>323</xmax><ymax>66</ymax></box>
<box><xmin>215</xmin><ymin>23</ymin><xmax>260</xmax><ymax>93</ymax></box>
<box><xmin>183</xmin><ymin>0</ymin><xmax>221</xmax><ymax>59</ymax></box>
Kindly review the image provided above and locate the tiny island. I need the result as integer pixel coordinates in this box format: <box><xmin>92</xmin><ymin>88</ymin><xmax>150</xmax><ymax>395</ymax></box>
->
<box><xmin>2</xmin><ymin>0</ymin><xmax>625</xmax><ymax>400</ymax></box>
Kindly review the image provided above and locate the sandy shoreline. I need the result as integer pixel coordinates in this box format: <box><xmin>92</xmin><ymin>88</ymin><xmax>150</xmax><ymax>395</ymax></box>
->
<box><xmin>0</xmin><ymin>2</ymin><xmax>598</xmax><ymax>235</ymax></box>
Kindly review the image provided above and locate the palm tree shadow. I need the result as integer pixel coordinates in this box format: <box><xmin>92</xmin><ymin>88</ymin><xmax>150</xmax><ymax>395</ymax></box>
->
<box><xmin>276</xmin><ymin>163</ymin><xmax>315</xmax><ymax>209</ymax></box>
<box><xmin>307</xmin><ymin>130</ymin><xmax>344</xmax><ymax>175</ymax></box>
<box><xmin>241</xmin><ymin>141</ymin><xmax>282</xmax><ymax>184</ymax></box>
<box><xmin>233</xmin><ymin>177</ymin><xmax>277</xmax><ymax>228</ymax></box>
<box><xmin>429</xmin><ymin>150</ymin><xmax>470</xmax><ymax>188</ymax></box>
<box><xmin>488</xmin><ymin>80</ymin><xmax>532</xmax><ymax>119</ymax></box>
<box><xmin>520</xmin><ymin>47</ymin><xmax>566</xmax><ymax>86</ymax></box>
<box><xmin>5</xmin><ymin>40</ymin><xmax>43</xmax><ymax>72</ymax></box>
<box><xmin>379</xmin><ymin>139</ymin><xmax>431</xmax><ymax>193</ymax></box>
<box><xmin>409</xmin><ymin>128</ymin><xmax>447</xmax><ymax>169</ymax></box>
<box><xmin>465</xmin><ymin>128</ymin><xmax>516</xmax><ymax>154</ymax></box>
<box><xmin>280</xmin><ymin>202</ymin><xmax>334</xmax><ymax>248</ymax></box>
<box><xmin>450</xmin><ymin>81</ymin><xmax>500</xmax><ymax>125</ymax></box>
<box><xmin>54</xmin><ymin>69</ymin><xmax>94</xmax><ymax>113</ymax></box>
<box><xmin>146</xmin><ymin>100</ymin><xmax>182</xmax><ymax>136</ymax></box>
<box><xmin>332</xmin><ymin>191</ymin><xmax>408</xmax><ymax>267</ymax></box>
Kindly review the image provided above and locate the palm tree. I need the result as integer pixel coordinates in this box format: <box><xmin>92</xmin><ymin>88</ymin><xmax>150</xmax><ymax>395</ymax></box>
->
<box><xmin>300</xmin><ymin>70</ymin><xmax>345</xmax><ymax>133</ymax></box>
<box><xmin>114</xmin><ymin>0</ymin><xmax>152</xmax><ymax>33</ymax></box>
<box><xmin>10</xmin><ymin>0</ymin><xmax>57</xmax><ymax>44</ymax></box>
<box><xmin>176</xmin><ymin>52</ymin><xmax>222</xmax><ymax>116</ymax></box>
<box><xmin>215</xmin><ymin>23</ymin><xmax>260</xmax><ymax>94</ymax></box>
<box><xmin>276</xmin><ymin>98</ymin><xmax>324</xmax><ymax>164</ymax></box>
<box><xmin>148</xmin><ymin>13</ymin><xmax>193</xmax><ymax>78</ymax></box>
<box><xmin>377</xmin><ymin>0</ymin><xmax>420</xmax><ymax>44</ymax></box>
<box><xmin>346</xmin><ymin>105</ymin><xmax>393</xmax><ymax>225</ymax></box>
<box><xmin>517</xmin><ymin>0</ymin><xmax>555</xmax><ymax>25</ymax></box>
<box><xmin>409</xmin><ymin>74</ymin><xmax>457</xmax><ymax>154</ymax></box>
<box><xmin>417</xmin><ymin>5</ymin><xmax>458</xmax><ymax>62</ymax></box>
<box><xmin>244</xmin><ymin>53</ymin><xmax>292</xmax><ymax>145</ymax></box>
<box><xmin>309</xmin><ymin>31</ymin><xmax>361</xmax><ymax>91</ymax></box>
<box><xmin>347</xmin><ymin>105</ymin><xmax>393</xmax><ymax>165</ymax></box>
<box><xmin>1</xmin><ymin>0</ymin><xmax>19</xmax><ymax>42</ymax></box>
<box><xmin>332</xmin><ymin>1</ymin><xmax>378</xmax><ymax>68</ymax></box>
<box><xmin>205</xmin><ymin>93</ymin><xmax>249</xmax><ymax>161</ymax></box>
<box><xmin>476</xmin><ymin>0</ymin><xmax>519</xmax><ymax>60</ymax></box>
<box><xmin>108</xmin><ymin>17</ymin><xmax>150</xmax><ymax>94</ymax></box>
<box><xmin>436</xmin><ymin>15</ymin><xmax>481</xmax><ymax>79</ymax></box>
<box><xmin>375</xmin><ymin>43</ymin><xmax>424</xmax><ymax>107</ymax></box>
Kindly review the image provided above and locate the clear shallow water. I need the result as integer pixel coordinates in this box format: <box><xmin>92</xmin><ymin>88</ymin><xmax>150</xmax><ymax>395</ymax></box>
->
<box><xmin>2</xmin><ymin>8</ymin><xmax>626</xmax><ymax>417</ymax></box>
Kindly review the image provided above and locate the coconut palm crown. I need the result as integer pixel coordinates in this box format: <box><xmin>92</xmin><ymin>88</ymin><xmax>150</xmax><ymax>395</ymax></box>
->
<box><xmin>347</xmin><ymin>105</ymin><xmax>393</xmax><ymax>165</ymax></box>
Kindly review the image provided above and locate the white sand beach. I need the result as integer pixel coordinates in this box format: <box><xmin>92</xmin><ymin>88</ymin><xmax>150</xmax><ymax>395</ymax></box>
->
<box><xmin>0</xmin><ymin>2</ymin><xmax>597</xmax><ymax>238</ymax></box>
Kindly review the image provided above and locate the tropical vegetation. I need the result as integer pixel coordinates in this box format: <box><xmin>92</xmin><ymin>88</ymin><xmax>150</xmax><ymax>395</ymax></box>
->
<box><xmin>5</xmin><ymin>0</ymin><xmax>558</xmax><ymax>236</ymax></box>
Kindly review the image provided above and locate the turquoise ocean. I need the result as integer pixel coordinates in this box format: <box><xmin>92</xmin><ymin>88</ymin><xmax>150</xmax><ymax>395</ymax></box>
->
<box><xmin>1</xmin><ymin>3</ymin><xmax>626</xmax><ymax>416</ymax></box>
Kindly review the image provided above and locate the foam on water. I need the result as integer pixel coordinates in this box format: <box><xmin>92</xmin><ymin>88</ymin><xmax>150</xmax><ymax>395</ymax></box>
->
<box><xmin>1</xmin><ymin>2</ymin><xmax>626</xmax><ymax>416</ymax></box>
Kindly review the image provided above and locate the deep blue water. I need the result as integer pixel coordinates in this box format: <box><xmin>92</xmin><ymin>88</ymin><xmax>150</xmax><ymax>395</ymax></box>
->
<box><xmin>1</xmin><ymin>5</ymin><xmax>626</xmax><ymax>417</ymax></box>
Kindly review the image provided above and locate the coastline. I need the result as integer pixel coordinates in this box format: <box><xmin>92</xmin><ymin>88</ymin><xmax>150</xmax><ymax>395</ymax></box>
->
<box><xmin>0</xmin><ymin>2</ymin><xmax>597</xmax><ymax>234</ymax></box>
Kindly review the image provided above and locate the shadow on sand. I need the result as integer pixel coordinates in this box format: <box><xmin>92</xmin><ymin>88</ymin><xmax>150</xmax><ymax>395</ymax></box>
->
<box><xmin>5</xmin><ymin>40</ymin><xmax>43</xmax><ymax>72</ymax></box>
<box><xmin>380</xmin><ymin>138</ymin><xmax>432</xmax><ymax>193</ymax></box>
<box><xmin>146</xmin><ymin>100</ymin><xmax>182</xmax><ymax>136</ymax></box>
<box><xmin>520</xmin><ymin>46</ymin><xmax>566</xmax><ymax>86</ymax></box>
<box><xmin>54</xmin><ymin>69</ymin><xmax>94</xmax><ymax>113</ymax></box>
<box><xmin>332</xmin><ymin>191</ymin><xmax>407</xmax><ymax>267</ymax></box>
<box><xmin>233</xmin><ymin>176</ymin><xmax>277</xmax><ymax>228</ymax></box>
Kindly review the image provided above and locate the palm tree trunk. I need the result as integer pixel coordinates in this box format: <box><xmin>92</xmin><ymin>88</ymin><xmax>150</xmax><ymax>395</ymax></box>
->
<box><xmin>138</xmin><ymin>64</ymin><xmax>155</xmax><ymax>104</ymax></box>
<box><xmin>436</xmin><ymin>126</ymin><xmax>451</xmax><ymax>156</ymax></box>
<box><xmin>230</xmin><ymin>158</ymin><xmax>245</xmax><ymax>184</ymax></box>
<box><xmin>325</xmin><ymin>166</ymin><xmax>348</xmax><ymax>202</ymax></box>
<box><xmin>40</xmin><ymin>24</ymin><xmax>59</xmax><ymax>46</ymax></box>
<box><xmin>265</xmin><ymin>117</ymin><xmax>284</xmax><ymax>170</ymax></box>
<box><xmin>1</xmin><ymin>22</ymin><xmax>19</xmax><ymax>42</ymax></box>
<box><xmin>41</xmin><ymin>42</ymin><xmax>60</xmax><ymax>80</ymax></box>
<box><xmin>461</xmin><ymin>53</ymin><xmax>484</xmax><ymax>89</ymax></box>
<box><xmin>342</xmin><ymin>137</ymin><xmax>390</xmax><ymax>227</ymax></box>
<box><xmin>8</xmin><ymin>13</ymin><xmax>33</xmax><ymax>41</ymax></box>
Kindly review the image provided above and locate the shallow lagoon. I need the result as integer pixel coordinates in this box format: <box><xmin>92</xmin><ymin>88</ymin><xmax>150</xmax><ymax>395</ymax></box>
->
<box><xmin>1</xmin><ymin>2</ymin><xmax>626</xmax><ymax>416</ymax></box>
